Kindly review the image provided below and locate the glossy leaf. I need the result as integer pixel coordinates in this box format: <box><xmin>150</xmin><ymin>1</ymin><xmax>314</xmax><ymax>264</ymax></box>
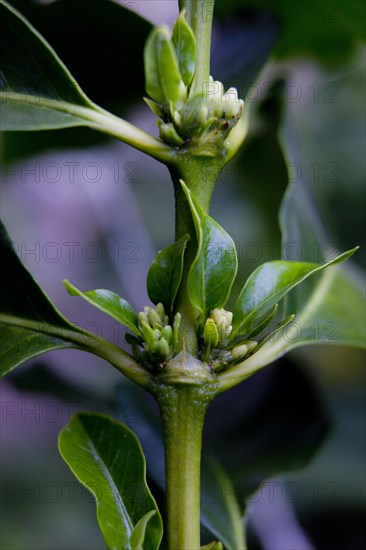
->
<box><xmin>144</xmin><ymin>26</ymin><xmax>165</xmax><ymax>104</ymax></box>
<box><xmin>147</xmin><ymin>234</ymin><xmax>190</xmax><ymax>315</ymax></box>
<box><xmin>0</xmin><ymin>219</ymin><xmax>94</xmax><ymax>376</ymax></box>
<box><xmin>182</xmin><ymin>181</ymin><xmax>238</xmax><ymax>317</ymax></box>
<box><xmin>6</xmin><ymin>0</ymin><xmax>152</xmax><ymax>109</ymax></box>
<box><xmin>0</xmin><ymin>0</ymin><xmax>96</xmax><ymax>130</ymax></box>
<box><xmin>2</xmin><ymin>0</ymin><xmax>153</xmax><ymax>161</ymax></box>
<box><xmin>173</xmin><ymin>9</ymin><xmax>196</xmax><ymax>87</ymax></box>
<box><xmin>157</xmin><ymin>26</ymin><xmax>185</xmax><ymax>108</ymax></box>
<box><xmin>0</xmin><ymin>1</ymin><xmax>172</xmax><ymax>162</ymax></box>
<box><xmin>64</xmin><ymin>280</ymin><xmax>141</xmax><ymax>338</ymax></box>
<box><xmin>130</xmin><ymin>511</ymin><xmax>157</xmax><ymax>550</ymax></box>
<box><xmin>58</xmin><ymin>413</ymin><xmax>163</xmax><ymax>550</ymax></box>
<box><xmin>232</xmin><ymin>249</ymin><xmax>357</xmax><ymax>337</ymax></box>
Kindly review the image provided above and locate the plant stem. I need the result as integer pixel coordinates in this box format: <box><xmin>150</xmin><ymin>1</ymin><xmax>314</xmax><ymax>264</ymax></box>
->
<box><xmin>184</xmin><ymin>0</ymin><xmax>215</xmax><ymax>97</ymax></box>
<box><xmin>169</xmin><ymin>157</ymin><xmax>223</xmax><ymax>355</ymax></box>
<box><xmin>153</xmin><ymin>381</ymin><xmax>216</xmax><ymax>549</ymax></box>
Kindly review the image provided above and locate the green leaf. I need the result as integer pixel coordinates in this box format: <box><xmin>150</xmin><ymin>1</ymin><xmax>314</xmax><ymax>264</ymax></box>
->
<box><xmin>201</xmin><ymin>459</ymin><xmax>246</xmax><ymax>550</ymax></box>
<box><xmin>0</xmin><ymin>1</ymin><xmax>173</xmax><ymax>162</ymax></box>
<box><xmin>215</xmin><ymin>0</ymin><xmax>366</xmax><ymax>66</ymax></box>
<box><xmin>0</xmin><ymin>0</ymin><xmax>96</xmax><ymax>130</ymax></box>
<box><xmin>172</xmin><ymin>9</ymin><xmax>196</xmax><ymax>87</ymax></box>
<box><xmin>156</xmin><ymin>26</ymin><xmax>185</xmax><ymax>108</ymax></box>
<box><xmin>144</xmin><ymin>23</ymin><xmax>185</xmax><ymax>107</ymax></box>
<box><xmin>64</xmin><ymin>280</ymin><xmax>141</xmax><ymax>338</ymax></box>
<box><xmin>0</xmin><ymin>219</ymin><xmax>151</xmax><ymax>387</ymax></box>
<box><xmin>6</xmin><ymin>0</ymin><xmax>152</xmax><ymax>110</ymax></box>
<box><xmin>181</xmin><ymin>181</ymin><xmax>238</xmax><ymax>318</ymax></box>
<box><xmin>58</xmin><ymin>413</ymin><xmax>163</xmax><ymax>550</ymax></box>
<box><xmin>0</xmin><ymin>219</ymin><xmax>93</xmax><ymax>376</ymax></box>
<box><xmin>232</xmin><ymin>249</ymin><xmax>357</xmax><ymax>337</ymax></box>
<box><xmin>2</xmin><ymin>0</ymin><xmax>153</xmax><ymax>161</ymax></box>
<box><xmin>277</xmin><ymin>120</ymin><xmax>366</xmax><ymax>351</ymax></box>
<box><xmin>130</xmin><ymin>511</ymin><xmax>157</xmax><ymax>550</ymax></box>
<box><xmin>144</xmin><ymin>26</ymin><xmax>165</xmax><ymax>104</ymax></box>
<box><xmin>147</xmin><ymin>234</ymin><xmax>190</xmax><ymax>315</ymax></box>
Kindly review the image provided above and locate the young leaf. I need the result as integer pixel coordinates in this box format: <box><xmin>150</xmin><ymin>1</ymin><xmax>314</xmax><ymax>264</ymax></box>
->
<box><xmin>58</xmin><ymin>413</ymin><xmax>163</xmax><ymax>550</ymax></box>
<box><xmin>232</xmin><ymin>249</ymin><xmax>357</xmax><ymax>337</ymax></box>
<box><xmin>156</xmin><ymin>26</ymin><xmax>185</xmax><ymax>108</ymax></box>
<box><xmin>144</xmin><ymin>26</ymin><xmax>165</xmax><ymax>104</ymax></box>
<box><xmin>172</xmin><ymin>10</ymin><xmax>196</xmax><ymax>87</ymax></box>
<box><xmin>181</xmin><ymin>181</ymin><xmax>238</xmax><ymax>317</ymax></box>
<box><xmin>130</xmin><ymin>511</ymin><xmax>157</xmax><ymax>550</ymax></box>
<box><xmin>147</xmin><ymin>234</ymin><xmax>190</xmax><ymax>315</ymax></box>
<box><xmin>64</xmin><ymin>280</ymin><xmax>141</xmax><ymax>337</ymax></box>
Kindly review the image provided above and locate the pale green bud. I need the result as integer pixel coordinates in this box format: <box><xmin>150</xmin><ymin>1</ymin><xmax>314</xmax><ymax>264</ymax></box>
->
<box><xmin>157</xmin><ymin>337</ymin><xmax>170</xmax><ymax>359</ymax></box>
<box><xmin>158</xmin><ymin>121</ymin><xmax>184</xmax><ymax>147</ymax></box>
<box><xmin>230</xmin><ymin>344</ymin><xmax>249</xmax><ymax>361</ymax></box>
<box><xmin>138</xmin><ymin>312</ymin><xmax>149</xmax><ymax>327</ymax></box>
<box><xmin>222</xmin><ymin>88</ymin><xmax>244</xmax><ymax>119</ymax></box>
<box><xmin>155</xmin><ymin>303</ymin><xmax>166</xmax><ymax>322</ymax></box>
<box><xmin>148</xmin><ymin>308</ymin><xmax>162</xmax><ymax>329</ymax></box>
<box><xmin>246</xmin><ymin>341</ymin><xmax>258</xmax><ymax>353</ymax></box>
<box><xmin>210</xmin><ymin>308</ymin><xmax>233</xmax><ymax>344</ymax></box>
<box><xmin>172</xmin><ymin>312</ymin><xmax>181</xmax><ymax>352</ymax></box>
<box><xmin>140</xmin><ymin>321</ymin><xmax>156</xmax><ymax>351</ymax></box>
<box><xmin>181</xmin><ymin>93</ymin><xmax>209</xmax><ymax>138</ymax></box>
<box><xmin>161</xmin><ymin>325</ymin><xmax>173</xmax><ymax>344</ymax></box>
<box><xmin>203</xmin><ymin>318</ymin><xmax>219</xmax><ymax>349</ymax></box>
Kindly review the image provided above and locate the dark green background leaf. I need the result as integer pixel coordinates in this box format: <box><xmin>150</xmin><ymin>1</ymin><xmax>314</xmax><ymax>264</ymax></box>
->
<box><xmin>58</xmin><ymin>412</ymin><xmax>163</xmax><ymax>550</ymax></box>
<box><xmin>278</xmin><ymin>120</ymin><xmax>366</xmax><ymax>350</ymax></box>
<box><xmin>0</xmin><ymin>0</ymin><xmax>96</xmax><ymax>130</ymax></box>
<box><xmin>200</xmin><ymin>459</ymin><xmax>246</xmax><ymax>549</ymax></box>
<box><xmin>1</xmin><ymin>0</ymin><xmax>153</xmax><ymax>160</ymax></box>
<box><xmin>215</xmin><ymin>0</ymin><xmax>366</xmax><ymax>66</ymax></box>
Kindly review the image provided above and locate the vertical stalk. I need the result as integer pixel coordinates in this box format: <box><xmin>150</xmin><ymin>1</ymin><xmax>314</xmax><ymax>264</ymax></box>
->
<box><xmin>168</xmin><ymin>157</ymin><xmax>223</xmax><ymax>355</ymax></box>
<box><xmin>154</xmin><ymin>382</ymin><xmax>215</xmax><ymax>550</ymax></box>
<box><xmin>183</xmin><ymin>0</ymin><xmax>215</xmax><ymax>96</ymax></box>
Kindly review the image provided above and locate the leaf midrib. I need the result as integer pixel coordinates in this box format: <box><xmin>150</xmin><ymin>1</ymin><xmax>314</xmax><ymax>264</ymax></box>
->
<box><xmin>77</xmin><ymin>419</ymin><xmax>134</xmax><ymax>538</ymax></box>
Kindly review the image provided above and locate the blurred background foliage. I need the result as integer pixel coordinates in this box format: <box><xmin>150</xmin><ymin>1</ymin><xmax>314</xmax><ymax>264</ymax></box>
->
<box><xmin>0</xmin><ymin>0</ymin><xmax>365</xmax><ymax>548</ymax></box>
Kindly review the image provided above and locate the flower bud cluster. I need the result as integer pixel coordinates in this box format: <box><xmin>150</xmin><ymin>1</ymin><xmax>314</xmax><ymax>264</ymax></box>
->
<box><xmin>202</xmin><ymin>308</ymin><xmax>257</xmax><ymax>371</ymax></box>
<box><xmin>156</xmin><ymin>78</ymin><xmax>244</xmax><ymax>150</ymax></box>
<box><xmin>144</xmin><ymin>11</ymin><xmax>244</xmax><ymax>152</ymax></box>
<box><xmin>128</xmin><ymin>303</ymin><xmax>181</xmax><ymax>367</ymax></box>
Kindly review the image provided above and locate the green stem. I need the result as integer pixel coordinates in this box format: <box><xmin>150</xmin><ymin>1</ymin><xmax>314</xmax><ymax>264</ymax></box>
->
<box><xmin>184</xmin><ymin>0</ymin><xmax>215</xmax><ymax>97</ymax></box>
<box><xmin>153</xmin><ymin>380</ymin><xmax>216</xmax><ymax>550</ymax></box>
<box><xmin>169</xmin><ymin>157</ymin><xmax>223</xmax><ymax>355</ymax></box>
